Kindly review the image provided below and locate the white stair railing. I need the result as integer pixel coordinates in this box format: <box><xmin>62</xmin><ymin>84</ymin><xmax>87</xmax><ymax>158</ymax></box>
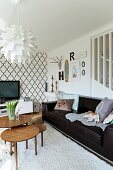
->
<box><xmin>91</xmin><ymin>30</ymin><xmax>113</xmax><ymax>90</ymax></box>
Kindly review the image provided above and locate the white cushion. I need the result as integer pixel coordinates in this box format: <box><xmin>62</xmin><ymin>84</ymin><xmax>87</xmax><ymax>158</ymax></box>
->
<box><xmin>44</xmin><ymin>92</ymin><xmax>57</xmax><ymax>101</ymax></box>
<box><xmin>15</xmin><ymin>100</ymin><xmax>33</xmax><ymax>114</ymax></box>
<box><xmin>103</xmin><ymin>111</ymin><xmax>113</xmax><ymax>124</ymax></box>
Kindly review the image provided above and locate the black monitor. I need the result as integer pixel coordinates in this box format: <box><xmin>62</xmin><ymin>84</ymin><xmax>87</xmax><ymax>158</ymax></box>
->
<box><xmin>0</xmin><ymin>80</ymin><xmax>20</xmax><ymax>101</ymax></box>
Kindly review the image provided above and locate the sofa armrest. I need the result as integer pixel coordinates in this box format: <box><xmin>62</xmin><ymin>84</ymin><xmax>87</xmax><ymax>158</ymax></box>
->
<box><xmin>42</xmin><ymin>101</ymin><xmax>57</xmax><ymax>112</ymax></box>
<box><xmin>42</xmin><ymin>101</ymin><xmax>57</xmax><ymax>121</ymax></box>
<box><xmin>103</xmin><ymin>124</ymin><xmax>113</xmax><ymax>154</ymax></box>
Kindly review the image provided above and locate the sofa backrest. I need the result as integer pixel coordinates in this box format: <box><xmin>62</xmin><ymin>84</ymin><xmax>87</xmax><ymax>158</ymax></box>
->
<box><xmin>77</xmin><ymin>96</ymin><xmax>101</xmax><ymax>113</ymax></box>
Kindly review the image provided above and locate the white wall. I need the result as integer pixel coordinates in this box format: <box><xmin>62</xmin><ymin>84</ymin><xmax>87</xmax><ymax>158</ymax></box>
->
<box><xmin>47</xmin><ymin>36</ymin><xmax>91</xmax><ymax>96</ymax></box>
<box><xmin>47</xmin><ymin>22</ymin><xmax>113</xmax><ymax>99</ymax></box>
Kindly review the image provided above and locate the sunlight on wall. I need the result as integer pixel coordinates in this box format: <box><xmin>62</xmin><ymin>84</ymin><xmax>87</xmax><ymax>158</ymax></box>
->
<box><xmin>0</xmin><ymin>18</ymin><xmax>7</xmax><ymax>30</ymax></box>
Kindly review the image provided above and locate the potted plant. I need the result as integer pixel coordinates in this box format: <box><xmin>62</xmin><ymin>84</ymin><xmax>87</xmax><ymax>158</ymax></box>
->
<box><xmin>6</xmin><ymin>100</ymin><xmax>18</xmax><ymax>120</ymax></box>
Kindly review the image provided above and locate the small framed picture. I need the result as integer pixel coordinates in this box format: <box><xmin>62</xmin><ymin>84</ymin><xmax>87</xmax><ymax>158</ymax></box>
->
<box><xmin>70</xmin><ymin>61</ymin><xmax>81</xmax><ymax>81</ymax></box>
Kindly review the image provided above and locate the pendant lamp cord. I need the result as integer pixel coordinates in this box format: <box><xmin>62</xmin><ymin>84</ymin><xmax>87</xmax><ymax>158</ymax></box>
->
<box><xmin>17</xmin><ymin>2</ymin><xmax>20</xmax><ymax>26</ymax></box>
<box><xmin>8</xmin><ymin>0</ymin><xmax>21</xmax><ymax>26</ymax></box>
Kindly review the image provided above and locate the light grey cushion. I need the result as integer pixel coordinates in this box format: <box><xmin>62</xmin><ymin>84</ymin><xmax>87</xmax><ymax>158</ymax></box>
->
<box><xmin>95</xmin><ymin>97</ymin><xmax>113</xmax><ymax>122</ymax></box>
<box><xmin>55</xmin><ymin>91</ymin><xmax>64</xmax><ymax>99</ymax></box>
<box><xmin>63</xmin><ymin>93</ymin><xmax>79</xmax><ymax>111</ymax></box>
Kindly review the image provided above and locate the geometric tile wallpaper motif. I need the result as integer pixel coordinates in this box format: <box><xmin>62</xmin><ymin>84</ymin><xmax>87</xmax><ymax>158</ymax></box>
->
<box><xmin>0</xmin><ymin>52</ymin><xmax>48</xmax><ymax>102</ymax></box>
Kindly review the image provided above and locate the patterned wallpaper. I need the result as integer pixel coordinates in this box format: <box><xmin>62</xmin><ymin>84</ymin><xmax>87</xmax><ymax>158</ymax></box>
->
<box><xmin>0</xmin><ymin>52</ymin><xmax>48</xmax><ymax>102</ymax></box>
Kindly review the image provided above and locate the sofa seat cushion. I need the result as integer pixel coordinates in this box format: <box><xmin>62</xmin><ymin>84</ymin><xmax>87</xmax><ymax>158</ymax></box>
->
<box><xmin>66</xmin><ymin>121</ymin><xmax>104</xmax><ymax>146</ymax></box>
<box><xmin>49</xmin><ymin>110</ymin><xmax>71</xmax><ymax>118</ymax></box>
<box><xmin>76</xmin><ymin>121</ymin><xmax>103</xmax><ymax>146</ymax></box>
<box><xmin>45</xmin><ymin>110</ymin><xmax>70</xmax><ymax>123</ymax></box>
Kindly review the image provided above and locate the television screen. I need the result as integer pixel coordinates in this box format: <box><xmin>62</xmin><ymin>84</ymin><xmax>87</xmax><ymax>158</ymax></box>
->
<box><xmin>0</xmin><ymin>81</ymin><xmax>20</xmax><ymax>100</ymax></box>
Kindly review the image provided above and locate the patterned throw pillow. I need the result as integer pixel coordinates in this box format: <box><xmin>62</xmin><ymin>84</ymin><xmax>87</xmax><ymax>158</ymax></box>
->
<box><xmin>95</xmin><ymin>97</ymin><xmax>113</xmax><ymax>122</ymax></box>
<box><xmin>62</xmin><ymin>93</ymin><xmax>79</xmax><ymax>111</ymax></box>
<box><xmin>54</xmin><ymin>99</ymin><xmax>74</xmax><ymax>111</ymax></box>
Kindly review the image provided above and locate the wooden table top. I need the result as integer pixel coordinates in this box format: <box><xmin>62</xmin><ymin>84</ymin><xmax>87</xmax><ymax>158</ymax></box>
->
<box><xmin>1</xmin><ymin>125</ymin><xmax>39</xmax><ymax>142</ymax></box>
<box><xmin>35</xmin><ymin>124</ymin><xmax>46</xmax><ymax>133</ymax></box>
<box><xmin>0</xmin><ymin>114</ymin><xmax>32</xmax><ymax>128</ymax></box>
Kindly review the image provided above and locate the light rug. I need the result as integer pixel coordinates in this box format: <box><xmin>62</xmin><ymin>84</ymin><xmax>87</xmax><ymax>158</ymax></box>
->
<box><xmin>0</xmin><ymin>123</ymin><xmax>112</xmax><ymax>170</ymax></box>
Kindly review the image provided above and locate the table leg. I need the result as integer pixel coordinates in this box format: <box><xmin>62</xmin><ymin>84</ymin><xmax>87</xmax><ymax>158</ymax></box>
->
<box><xmin>26</xmin><ymin>123</ymin><xmax>28</xmax><ymax>149</ymax></box>
<box><xmin>41</xmin><ymin>132</ymin><xmax>43</xmax><ymax>147</ymax></box>
<box><xmin>35</xmin><ymin>136</ymin><xmax>37</xmax><ymax>155</ymax></box>
<box><xmin>26</xmin><ymin>140</ymin><xmax>28</xmax><ymax>149</ymax></box>
<box><xmin>14</xmin><ymin>142</ymin><xmax>18</xmax><ymax>170</ymax></box>
<box><xmin>10</xmin><ymin>142</ymin><xmax>13</xmax><ymax>156</ymax></box>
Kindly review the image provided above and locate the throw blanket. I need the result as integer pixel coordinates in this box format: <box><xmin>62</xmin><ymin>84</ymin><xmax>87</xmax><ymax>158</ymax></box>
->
<box><xmin>65</xmin><ymin>113</ymin><xmax>107</xmax><ymax>131</ymax></box>
<box><xmin>83</xmin><ymin>111</ymin><xmax>99</xmax><ymax>122</ymax></box>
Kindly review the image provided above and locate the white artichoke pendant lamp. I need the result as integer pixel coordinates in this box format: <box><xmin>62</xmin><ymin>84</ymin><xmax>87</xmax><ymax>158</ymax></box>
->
<box><xmin>0</xmin><ymin>0</ymin><xmax>36</xmax><ymax>65</ymax></box>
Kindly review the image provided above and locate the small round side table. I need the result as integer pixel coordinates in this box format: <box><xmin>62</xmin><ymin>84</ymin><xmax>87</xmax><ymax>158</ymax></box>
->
<box><xmin>35</xmin><ymin>124</ymin><xmax>47</xmax><ymax>147</ymax></box>
<box><xmin>1</xmin><ymin>124</ymin><xmax>39</xmax><ymax>170</ymax></box>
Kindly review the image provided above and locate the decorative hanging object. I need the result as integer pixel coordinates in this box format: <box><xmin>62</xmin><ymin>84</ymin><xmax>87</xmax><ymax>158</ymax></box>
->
<box><xmin>51</xmin><ymin>75</ymin><xmax>54</xmax><ymax>92</ymax></box>
<box><xmin>55</xmin><ymin>81</ymin><xmax>58</xmax><ymax>91</ymax></box>
<box><xmin>0</xmin><ymin>0</ymin><xmax>36</xmax><ymax>65</ymax></box>
<box><xmin>64</xmin><ymin>59</ymin><xmax>69</xmax><ymax>82</ymax></box>
<box><xmin>0</xmin><ymin>25</ymin><xmax>36</xmax><ymax>64</ymax></box>
<box><xmin>51</xmin><ymin>56</ymin><xmax>63</xmax><ymax>70</ymax></box>
<box><xmin>81</xmin><ymin>61</ymin><xmax>86</xmax><ymax>76</ymax></box>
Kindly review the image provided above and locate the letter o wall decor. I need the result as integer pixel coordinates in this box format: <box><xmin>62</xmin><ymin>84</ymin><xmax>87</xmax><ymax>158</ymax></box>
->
<box><xmin>82</xmin><ymin>61</ymin><xmax>85</xmax><ymax>67</ymax></box>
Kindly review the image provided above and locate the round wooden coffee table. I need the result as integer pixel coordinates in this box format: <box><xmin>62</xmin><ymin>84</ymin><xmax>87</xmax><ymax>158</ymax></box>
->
<box><xmin>35</xmin><ymin>124</ymin><xmax>46</xmax><ymax>147</ymax></box>
<box><xmin>0</xmin><ymin>114</ymin><xmax>32</xmax><ymax>156</ymax></box>
<box><xmin>0</xmin><ymin>114</ymin><xmax>32</xmax><ymax>128</ymax></box>
<box><xmin>1</xmin><ymin>124</ymin><xmax>39</xmax><ymax>170</ymax></box>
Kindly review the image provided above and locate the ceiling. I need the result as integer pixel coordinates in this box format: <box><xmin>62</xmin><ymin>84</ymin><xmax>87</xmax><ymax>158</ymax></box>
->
<box><xmin>0</xmin><ymin>0</ymin><xmax>113</xmax><ymax>52</ymax></box>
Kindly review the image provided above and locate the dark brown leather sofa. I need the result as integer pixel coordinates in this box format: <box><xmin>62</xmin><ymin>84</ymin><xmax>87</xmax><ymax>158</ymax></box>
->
<box><xmin>42</xmin><ymin>96</ymin><xmax>113</xmax><ymax>164</ymax></box>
